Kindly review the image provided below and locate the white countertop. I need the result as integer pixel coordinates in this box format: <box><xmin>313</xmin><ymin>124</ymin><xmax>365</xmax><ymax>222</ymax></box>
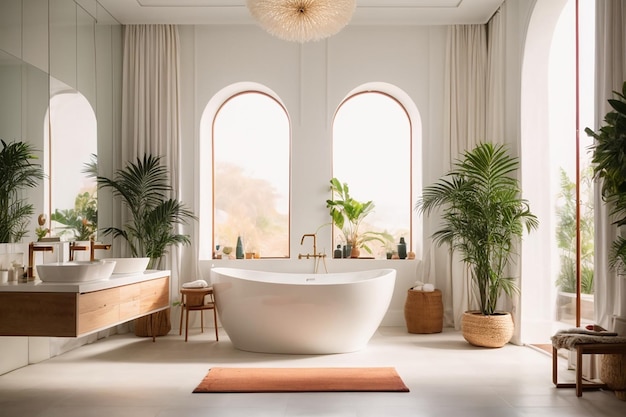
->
<box><xmin>0</xmin><ymin>270</ymin><xmax>170</xmax><ymax>293</ymax></box>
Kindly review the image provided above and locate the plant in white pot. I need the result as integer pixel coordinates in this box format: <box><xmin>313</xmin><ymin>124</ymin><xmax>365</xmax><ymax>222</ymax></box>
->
<box><xmin>415</xmin><ymin>142</ymin><xmax>538</xmax><ymax>347</ymax></box>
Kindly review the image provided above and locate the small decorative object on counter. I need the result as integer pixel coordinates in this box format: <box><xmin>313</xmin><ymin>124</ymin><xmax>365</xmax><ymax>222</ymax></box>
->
<box><xmin>334</xmin><ymin>245</ymin><xmax>343</xmax><ymax>259</ymax></box>
<box><xmin>397</xmin><ymin>237</ymin><xmax>407</xmax><ymax>259</ymax></box>
<box><xmin>343</xmin><ymin>244</ymin><xmax>351</xmax><ymax>259</ymax></box>
<box><xmin>236</xmin><ymin>236</ymin><xmax>244</xmax><ymax>259</ymax></box>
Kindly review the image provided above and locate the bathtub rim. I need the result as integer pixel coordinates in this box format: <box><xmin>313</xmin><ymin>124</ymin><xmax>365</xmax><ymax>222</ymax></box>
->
<box><xmin>210</xmin><ymin>266</ymin><xmax>397</xmax><ymax>286</ymax></box>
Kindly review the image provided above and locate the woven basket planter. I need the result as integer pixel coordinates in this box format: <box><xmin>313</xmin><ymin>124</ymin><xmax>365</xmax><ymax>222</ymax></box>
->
<box><xmin>461</xmin><ymin>311</ymin><xmax>514</xmax><ymax>348</ymax></box>
<box><xmin>404</xmin><ymin>289</ymin><xmax>443</xmax><ymax>334</ymax></box>
<box><xmin>134</xmin><ymin>309</ymin><xmax>172</xmax><ymax>338</ymax></box>
<box><xmin>601</xmin><ymin>353</ymin><xmax>626</xmax><ymax>401</ymax></box>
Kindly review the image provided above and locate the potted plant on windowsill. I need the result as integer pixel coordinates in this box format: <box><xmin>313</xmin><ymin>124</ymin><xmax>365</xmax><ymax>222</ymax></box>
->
<box><xmin>0</xmin><ymin>140</ymin><xmax>45</xmax><ymax>244</ymax></box>
<box><xmin>326</xmin><ymin>177</ymin><xmax>391</xmax><ymax>258</ymax></box>
<box><xmin>415</xmin><ymin>142</ymin><xmax>538</xmax><ymax>347</ymax></box>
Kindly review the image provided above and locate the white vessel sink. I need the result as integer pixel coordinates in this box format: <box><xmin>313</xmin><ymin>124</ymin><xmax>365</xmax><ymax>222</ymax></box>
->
<box><xmin>36</xmin><ymin>260</ymin><xmax>116</xmax><ymax>283</ymax></box>
<box><xmin>106</xmin><ymin>257</ymin><xmax>150</xmax><ymax>275</ymax></box>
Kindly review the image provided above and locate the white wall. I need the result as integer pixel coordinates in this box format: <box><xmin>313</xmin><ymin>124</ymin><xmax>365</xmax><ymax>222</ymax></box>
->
<box><xmin>176</xmin><ymin>4</ymin><xmax>536</xmax><ymax>327</ymax></box>
<box><xmin>177</xmin><ymin>21</ymin><xmax>496</xmax><ymax>327</ymax></box>
<box><xmin>0</xmin><ymin>0</ymin><xmax>122</xmax><ymax>376</ymax></box>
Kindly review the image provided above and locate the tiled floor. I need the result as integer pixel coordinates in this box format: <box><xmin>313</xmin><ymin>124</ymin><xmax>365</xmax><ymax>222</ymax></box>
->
<box><xmin>0</xmin><ymin>327</ymin><xmax>624</xmax><ymax>416</ymax></box>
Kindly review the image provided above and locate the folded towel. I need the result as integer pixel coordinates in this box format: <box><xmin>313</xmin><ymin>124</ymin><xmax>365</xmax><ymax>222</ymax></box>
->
<box><xmin>182</xmin><ymin>279</ymin><xmax>209</xmax><ymax>289</ymax></box>
<box><xmin>551</xmin><ymin>328</ymin><xmax>626</xmax><ymax>349</ymax></box>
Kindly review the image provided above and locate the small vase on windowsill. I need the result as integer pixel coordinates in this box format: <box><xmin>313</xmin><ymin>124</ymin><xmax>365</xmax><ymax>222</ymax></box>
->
<box><xmin>350</xmin><ymin>246</ymin><xmax>360</xmax><ymax>259</ymax></box>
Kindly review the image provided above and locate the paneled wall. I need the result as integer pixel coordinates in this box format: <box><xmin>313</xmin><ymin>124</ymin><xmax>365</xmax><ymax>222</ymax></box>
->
<box><xmin>0</xmin><ymin>0</ymin><xmax>121</xmax><ymax>375</ymax></box>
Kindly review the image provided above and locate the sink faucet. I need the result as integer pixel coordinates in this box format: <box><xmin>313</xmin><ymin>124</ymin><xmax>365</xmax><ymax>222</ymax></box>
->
<box><xmin>28</xmin><ymin>242</ymin><xmax>54</xmax><ymax>279</ymax></box>
<box><xmin>90</xmin><ymin>237</ymin><xmax>111</xmax><ymax>261</ymax></box>
<box><xmin>69</xmin><ymin>241</ymin><xmax>89</xmax><ymax>261</ymax></box>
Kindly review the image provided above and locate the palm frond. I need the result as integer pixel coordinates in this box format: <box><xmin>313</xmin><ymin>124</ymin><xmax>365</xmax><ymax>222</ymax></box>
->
<box><xmin>97</xmin><ymin>154</ymin><xmax>196</xmax><ymax>264</ymax></box>
<box><xmin>0</xmin><ymin>140</ymin><xmax>45</xmax><ymax>243</ymax></box>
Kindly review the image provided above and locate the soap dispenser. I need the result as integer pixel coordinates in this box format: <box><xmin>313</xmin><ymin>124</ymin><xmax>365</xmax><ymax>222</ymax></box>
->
<box><xmin>397</xmin><ymin>237</ymin><xmax>407</xmax><ymax>259</ymax></box>
<box><xmin>333</xmin><ymin>245</ymin><xmax>343</xmax><ymax>259</ymax></box>
<box><xmin>236</xmin><ymin>236</ymin><xmax>244</xmax><ymax>259</ymax></box>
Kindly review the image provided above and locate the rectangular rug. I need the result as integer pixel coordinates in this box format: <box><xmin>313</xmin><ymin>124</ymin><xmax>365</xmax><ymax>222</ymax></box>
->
<box><xmin>193</xmin><ymin>367</ymin><xmax>410</xmax><ymax>393</ymax></box>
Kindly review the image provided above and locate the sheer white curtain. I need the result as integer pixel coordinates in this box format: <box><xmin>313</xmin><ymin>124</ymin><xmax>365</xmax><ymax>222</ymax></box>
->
<box><xmin>433</xmin><ymin>6</ymin><xmax>506</xmax><ymax>329</ymax></box>
<box><xmin>486</xmin><ymin>7</ymin><xmax>506</xmax><ymax>142</ymax></box>
<box><xmin>121</xmin><ymin>25</ymin><xmax>185</xmax><ymax>312</ymax></box>
<box><xmin>593</xmin><ymin>0</ymin><xmax>626</xmax><ymax>332</ymax></box>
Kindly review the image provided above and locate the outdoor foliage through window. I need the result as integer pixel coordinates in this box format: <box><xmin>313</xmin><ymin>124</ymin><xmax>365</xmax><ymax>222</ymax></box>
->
<box><xmin>213</xmin><ymin>92</ymin><xmax>290</xmax><ymax>258</ymax></box>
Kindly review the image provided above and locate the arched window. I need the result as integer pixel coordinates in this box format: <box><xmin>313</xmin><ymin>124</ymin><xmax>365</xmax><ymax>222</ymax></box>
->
<box><xmin>332</xmin><ymin>88</ymin><xmax>419</xmax><ymax>258</ymax></box>
<box><xmin>211</xmin><ymin>91</ymin><xmax>290</xmax><ymax>258</ymax></box>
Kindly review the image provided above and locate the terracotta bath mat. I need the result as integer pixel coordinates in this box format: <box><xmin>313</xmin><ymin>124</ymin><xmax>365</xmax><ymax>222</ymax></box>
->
<box><xmin>193</xmin><ymin>367</ymin><xmax>410</xmax><ymax>393</ymax></box>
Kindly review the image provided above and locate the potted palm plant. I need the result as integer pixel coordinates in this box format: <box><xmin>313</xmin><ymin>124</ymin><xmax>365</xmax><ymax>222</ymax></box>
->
<box><xmin>93</xmin><ymin>154</ymin><xmax>196</xmax><ymax>338</ymax></box>
<box><xmin>0</xmin><ymin>140</ymin><xmax>45</xmax><ymax>243</ymax></box>
<box><xmin>93</xmin><ymin>154</ymin><xmax>196</xmax><ymax>269</ymax></box>
<box><xmin>326</xmin><ymin>177</ymin><xmax>390</xmax><ymax>258</ymax></box>
<box><xmin>584</xmin><ymin>81</ymin><xmax>626</xmax><ymax>397</ymax></box>
<box><xmin>585</xmin><ymin>81</ymin><xmax>626</xmax><ymax>275</ymax></box>
<box><xmin>415</xmin><ymin>142</ymin><xmax>538</xmax><ymax>347</ymax></box>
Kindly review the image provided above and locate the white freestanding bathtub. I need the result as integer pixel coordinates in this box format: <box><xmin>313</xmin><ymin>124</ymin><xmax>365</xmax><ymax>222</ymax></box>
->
<box><xmin>210</xmin><ymin>267</ymin><xmax>396</xmax><ymax>354</ymax></box>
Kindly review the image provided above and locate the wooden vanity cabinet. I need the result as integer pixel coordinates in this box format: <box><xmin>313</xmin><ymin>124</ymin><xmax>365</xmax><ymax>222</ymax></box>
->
<box><xmin>0</xmin><ymin>276</ymin><xmax>169</xmax><ymax>337</ymax></box>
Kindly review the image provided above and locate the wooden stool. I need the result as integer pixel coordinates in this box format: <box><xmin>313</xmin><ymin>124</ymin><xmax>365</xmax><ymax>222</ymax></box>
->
<box><xmin>404</xmin><ymin>289</ymin><xmax>443</xmax><ymax>334</ymax></box>
<box><xmin>553</xmin><ymin>339</ymin><xmax>626</xmax><ymax>397</ymax></box>
<box><xmin>179</xmin><ymin>287</ymin><xmax>219</xmax><ymax>342</ymax></box>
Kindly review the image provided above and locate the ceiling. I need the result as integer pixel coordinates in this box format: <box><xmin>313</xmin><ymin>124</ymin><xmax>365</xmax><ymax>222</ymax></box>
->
<box><xmin>97</xmin><ymin>0</ymin><xmax>505</xmax><ymax>25</ymax></box>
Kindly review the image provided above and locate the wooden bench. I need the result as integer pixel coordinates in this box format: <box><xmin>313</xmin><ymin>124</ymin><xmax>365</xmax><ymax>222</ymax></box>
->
<box><xmin>552</xmin><ymin>339</ymin><xmax>626</xmax><ymax>397</ymax></box>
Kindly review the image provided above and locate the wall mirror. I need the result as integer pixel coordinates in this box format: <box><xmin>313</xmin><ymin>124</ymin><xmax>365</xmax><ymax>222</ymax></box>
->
<box><xmin>0</xmin><ymin>48</ymin><xmax>50</xmax><ymax>246</ymax></box>
<box><xmin>47</xmin><ymin>1</ymin><xmax>98</xmax><ymax>242</ymax></box>
<box><xmin>0</xmin><ymin>50</ymin><xmax>23</xmax><ymax>141</ymax></box>
<box><xmin>1</xmin><ymin>1</ymin><xmax>121</xmax><ymax>246</ymax></box>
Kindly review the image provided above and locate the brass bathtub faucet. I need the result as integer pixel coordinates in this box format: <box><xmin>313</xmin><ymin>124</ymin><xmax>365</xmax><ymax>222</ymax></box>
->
<box><xmin>299</xmin><ymin>233</ymin><xmax>322</xmax><ymax>259</ymax></box>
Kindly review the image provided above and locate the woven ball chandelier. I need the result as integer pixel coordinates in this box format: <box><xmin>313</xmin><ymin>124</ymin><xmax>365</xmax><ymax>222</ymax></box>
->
<box><xmin>246</xmin><ymin>0</ymin><xmax>356</xmax><ymax>43</ymax></box>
